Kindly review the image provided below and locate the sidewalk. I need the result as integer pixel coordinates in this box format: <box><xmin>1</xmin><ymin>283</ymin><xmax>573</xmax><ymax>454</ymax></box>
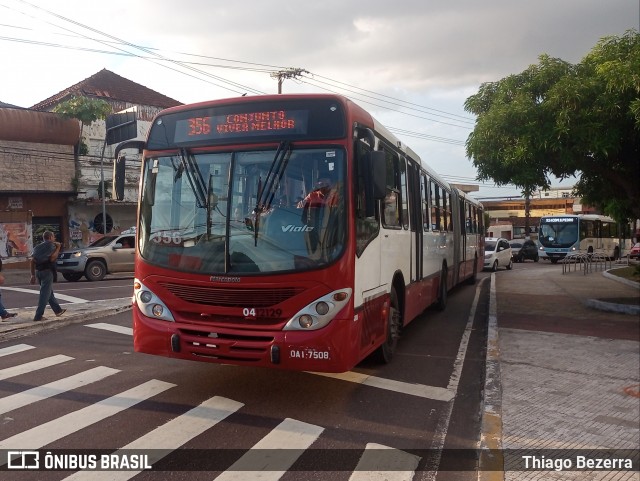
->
<box><xmin>482</xmin><ymin>263</ymin><xmax>640</xmax><ymax>480</ymax></box>
<box><xmin>0</xmin><ymin>268</ymin><xmax>131</xmax><ymax>342</ymax></box>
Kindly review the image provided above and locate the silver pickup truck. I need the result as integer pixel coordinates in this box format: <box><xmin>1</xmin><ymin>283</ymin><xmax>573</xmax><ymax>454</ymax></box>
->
<box><xmin>56</xmin><ymin>234</ymin><xmax>135</xmax><ymax>281</ymax></box>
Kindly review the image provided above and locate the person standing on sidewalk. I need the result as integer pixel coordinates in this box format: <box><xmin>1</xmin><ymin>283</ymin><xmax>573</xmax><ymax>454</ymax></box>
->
<box><xmin>30</xmin><ymin>231</ymin><xmax>66</xmax><ymax>322</ymax></box>
<box><xmin>0</xmin><ymin>258</ymin><xmax>18</xmax><ymax>320</ymax></box>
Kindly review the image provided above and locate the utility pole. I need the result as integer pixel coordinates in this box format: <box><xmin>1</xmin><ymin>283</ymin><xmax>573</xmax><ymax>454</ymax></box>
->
<box><xmin>270</xmin><ymin>68</ymin><xmax>309</xmax><ymax>94</ymax></box>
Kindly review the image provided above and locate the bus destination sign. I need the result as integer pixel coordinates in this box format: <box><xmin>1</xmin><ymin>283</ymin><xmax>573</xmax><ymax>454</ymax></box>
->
<box><xmin>174</xmin><ymin>109</ymin><xmax>309</xmax><ymax>143</ymax></box>
<box><xmin>543</xmin><ymin>217</ymin><xmax>577</xmax><ymax>223</ymax></box>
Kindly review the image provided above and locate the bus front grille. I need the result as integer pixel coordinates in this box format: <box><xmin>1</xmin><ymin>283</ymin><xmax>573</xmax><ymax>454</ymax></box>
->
<box><xmin>158</xmin><ymin>282</ymin><xmax>304</xmax><ymax>308</ymax></box>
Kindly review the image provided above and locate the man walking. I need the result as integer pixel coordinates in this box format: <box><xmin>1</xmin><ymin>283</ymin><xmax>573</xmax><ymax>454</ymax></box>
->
<box><xmin>30</xmin><ymin>231</ymin><xmax>66</xmax><ymax>322</ymax></box>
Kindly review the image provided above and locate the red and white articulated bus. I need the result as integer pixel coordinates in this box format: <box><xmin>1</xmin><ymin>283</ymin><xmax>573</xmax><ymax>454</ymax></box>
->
<box><xmin>131</xmin><ymin>94</ymin><xmax>484</xmax><ymax>372</ymax></box>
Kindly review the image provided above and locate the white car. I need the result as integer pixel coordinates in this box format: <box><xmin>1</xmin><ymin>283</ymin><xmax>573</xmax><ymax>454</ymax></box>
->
<box><xmin>484</xmin><ymin>237</ymin><xmax>513</xmax><ymax>271</ymax></box>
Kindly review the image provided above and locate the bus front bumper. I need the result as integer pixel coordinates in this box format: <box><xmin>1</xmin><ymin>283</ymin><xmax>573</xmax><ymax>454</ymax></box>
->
<box><xmin>132</xmin><ymin>305</ymin><xmax>355</xmax><ymax>373</ymax></box>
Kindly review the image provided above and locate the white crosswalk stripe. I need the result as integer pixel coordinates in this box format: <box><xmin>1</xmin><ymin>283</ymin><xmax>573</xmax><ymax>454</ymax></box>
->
<box><xmin>348</xmin><ymin>443</ymin><xmax>421</xmax><ymax>481</ymax></box>
<box><xmin>0</xmin><ymin>366</ymin><xmax>120</xmax><ymax>415</ymax></box>
<box><xmin>0</xmin><ymin>354</ymin><xmax>73</xmax><ymax>381</ymax></box>
<box><xmin>85</xmin><ymin>323</ymin><xmax>133</xmax><ymax>336</ymax></box>
<box><xmin>0</xmin><ymin>347</ymin><xmax>429</xmax><ymax>478</ymax></box>
<box><xmin>0</xmin><ymin>379</ymin><xmax>175</xmax><ymax>460</ymax></box>
<box><xmin>214</xmin><ymin>418</ymin><xmax>324</xmax><ymax>481</ymax></box>
<box><xmin>62</xmin><ymin>395</ymin><xmax>244</xmax><ymax>481</ymax></box>
<box><xmin>0</xmin><ymin>344</ymin><xmax>35</xmax><ymax>357</ymax></box>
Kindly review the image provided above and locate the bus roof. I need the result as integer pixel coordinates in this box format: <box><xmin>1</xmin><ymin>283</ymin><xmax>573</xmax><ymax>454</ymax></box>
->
<box><xmin>150</xmin><ymin>93</ymin><xmax>476</xmax><ymax>203</ymax></box>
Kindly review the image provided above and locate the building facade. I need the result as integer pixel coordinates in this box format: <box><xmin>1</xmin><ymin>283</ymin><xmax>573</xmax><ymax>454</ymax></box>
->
<box><xmin>0</xmin><ymin>70</ymin><xmax>181</xmax><ymax>268</ymax></box>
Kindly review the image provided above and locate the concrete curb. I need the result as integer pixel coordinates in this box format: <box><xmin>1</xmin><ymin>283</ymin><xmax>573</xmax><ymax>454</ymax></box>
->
<box><xmin>478</xmin><ymin>273</ymin><xmax>505</xmax><ymax>481</ymax></box>
<box><xmin>603</xmin><ymin>268</ymin><xmax>640</xmax><ymax>289</ymax></box>
<box><xmin>0</xmin><ymin>298</ymin><xmax>132</xmax><ymax>342</ymax></box>
<box><xmin>585</xmin><ymin>298</ymin><xmax>640</xmax><ymax>315</ymax></box>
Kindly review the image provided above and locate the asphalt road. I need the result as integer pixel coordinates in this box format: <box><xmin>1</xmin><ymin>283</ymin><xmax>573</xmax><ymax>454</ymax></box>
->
<box><xmin>0</xmin><ymin>273</ymin><xmax>491</xmax><ymax>480</ymax></box>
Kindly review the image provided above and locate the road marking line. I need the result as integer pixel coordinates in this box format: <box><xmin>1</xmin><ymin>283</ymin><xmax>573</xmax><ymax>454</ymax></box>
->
<box><xmin>86</xmin><ymin>323</ymin><xmax>133</xmax><ymax>336</ymax></box>
<box><xmin>0</xmin><ymin>286</ymin><xmax>88</xmax><ymax>303</ymax></box>
<box><xmin>0</xmin><ymin>344</ymin><xmax>35</xmax><ymax>357</ymax></box>
<box><xmin>0</xmin><ymin>379</ymin><xmax>175</xmax><ymax>457</ymax></box>
<box><xmin>87</xmin><ymin>322</ymin><xmax>454</xmax><ymax>401</ymax></box>
<box><xmin>422</xmin><ymin>277</ymin><xmax>486</xmax><ymax>481</ymax></box>
<box><xmin>311</xmin><ymin>371</ymin><xmax>454</xmax><ymax>401</ymax></box>
<box><xmin>0</xmin><ymin>366</ymin><xmax>120</xmax><ymax>415</ymax></box>
<box><xmin>216</xmin><ymin>418</ymin><xmax>324</xmax><ymax>481</ymax></box>
<box><xmin>0</xmin><ymin>354</ymin><xmax>74</xmax><ymax>381</ymax></box>
<box><xmin>349</xmin><ymin>443</ymin><xmax>421</xmax><ymax>481</ymax></box>
<box><xmin>62</xmin><ymin>396</ymin><xmax>244</xmax><ymax>481</ymax></box>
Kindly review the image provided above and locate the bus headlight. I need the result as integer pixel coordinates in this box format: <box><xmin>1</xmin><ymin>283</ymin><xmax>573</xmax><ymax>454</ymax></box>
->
<box><xmin>284</xmin><ymin>288</ymin><xmax>352</xmax><ymax>331</ymax></box>
<box><xmin>298</xmin><ymin>314</ymin><xmax>314</xmax><ymax>328</ymax></box>
<box><xmin>133</xmin><ymin>278</ymin><xmax>175</xmax><ymax>322</ymax></box>
<box><xmin>315</xmin><ymin>301</ymin><xmax>330</xmax><ymax>315</ymax></box>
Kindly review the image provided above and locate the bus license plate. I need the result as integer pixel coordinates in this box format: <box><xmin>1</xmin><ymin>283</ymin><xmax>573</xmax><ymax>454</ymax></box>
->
<box><xmin>288</xmin><ymin>347</ymin><xmax>331</xmax><ymax>361</ymax></box>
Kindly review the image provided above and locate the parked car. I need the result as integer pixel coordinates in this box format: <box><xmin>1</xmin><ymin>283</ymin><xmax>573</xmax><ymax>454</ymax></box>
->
<box><xmin>484</xmin><ymin>237</ymin><xmax>513</xmax><ymax>271</ymax></box>
<box><xmin>509</xmin><ymin>240</ymin><xmax>523</xmax><ymax>260</ymax></box>
<box><xmin>629</xmin><ymin>242</ymin><xmax>640</xmax><ymax>259</ymax></box>
<box><xmin>56</xmin><ymin>234</ymin><xmax>135</xmax><ymax>281</ymax></box>
<box><xmin>513</xmin><ymin>239</ymin><xmax>539</xmax><ymax>262</ymax></box>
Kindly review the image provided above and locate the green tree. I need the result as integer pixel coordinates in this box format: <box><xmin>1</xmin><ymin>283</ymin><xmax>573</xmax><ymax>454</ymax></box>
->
<box><xmin>465</xmin><ymin>30</ymin><xmax>640</xmax><ymax>222</ymax></box>
<box><xmin>53</xmin><ymin>96</ymin><xmax>111</xmax><ymax>154</ymax></box>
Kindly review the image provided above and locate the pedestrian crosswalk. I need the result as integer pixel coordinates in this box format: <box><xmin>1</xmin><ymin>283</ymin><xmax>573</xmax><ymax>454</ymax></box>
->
<box><xmin>0</xmin><ymin>341</ymin><xmax>424</xmax><ymax>479</ymax></box>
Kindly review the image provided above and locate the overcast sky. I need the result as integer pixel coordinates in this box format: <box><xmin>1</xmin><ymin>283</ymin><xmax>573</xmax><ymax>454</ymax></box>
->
<box><xmin>1</xmin><ymin>0</ymin><xmax>638</xmax><ymax>198</ymax></box>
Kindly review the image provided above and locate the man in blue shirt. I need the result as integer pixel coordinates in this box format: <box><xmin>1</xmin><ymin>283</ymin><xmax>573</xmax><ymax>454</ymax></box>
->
<box><xmin>30</xmin><ymin>231</ymin><xmax>66</xmax><ymax>322</ymax></box>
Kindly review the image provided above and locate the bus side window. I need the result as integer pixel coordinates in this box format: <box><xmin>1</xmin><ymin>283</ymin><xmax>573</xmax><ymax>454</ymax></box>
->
<box><xmin>355</xmin><ymin>139</ymin><xmax>380</xmax><ymax>255</ymax></box>
<box><xmin>382</xmin><ymin>149</ymin><xmax>402</xmax><ymax>229</ymax></box>
<box><xmin>430</xmin><ymin>180</ymin><xmax>439</xmax><ymax>230</ymax></box>
<box><xmin>399</xmin><ymin>158</ymin><xmax>409</xmax><ymax>230</ymax></box>
<box><xmin>421</xmin><ymin>175</ymin><xmax>429</xmax><ymax>231</ymax></box>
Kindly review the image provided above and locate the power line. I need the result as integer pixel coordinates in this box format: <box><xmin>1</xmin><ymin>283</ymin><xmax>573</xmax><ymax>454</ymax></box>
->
<box><xmin>8</xmin><ymin>0</ymin><xmax>265</xmax><ymax>95</ymax></box>
<box><xmin>304</xmin><ymin>72</ymin><xmax>475</xmax><ymax>125</ymax></box>
<box><xmin>2</xmin><ymin>2</ymin><xmax>476</xmax><ymax>124</ymax></box>
<box><xmin>2</xmin><ymin>1</ymin><xmax>474</xmax><ymax>147</ymax></box>
<box><xmin>299</xmin><ymin>76</ymin><xmax>474</xmax><ymax>130</ymax></box>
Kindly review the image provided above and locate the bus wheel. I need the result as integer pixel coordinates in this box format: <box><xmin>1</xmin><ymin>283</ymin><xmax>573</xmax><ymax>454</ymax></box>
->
<box><xmin>373</xmin><ymin>288</ymin><xmax>400</xmax><ymax>364</ymax></box>
<box><xmin>436</xmin><ymin>267</ymin><xmax>448</xmax><ymax>311</ymax></box>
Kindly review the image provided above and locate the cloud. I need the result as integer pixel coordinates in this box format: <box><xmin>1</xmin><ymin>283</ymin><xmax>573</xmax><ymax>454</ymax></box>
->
<box><xmin>1</xmin><ymin>0</ymin><xmax>636</xmax><ymax>197</ymax></box>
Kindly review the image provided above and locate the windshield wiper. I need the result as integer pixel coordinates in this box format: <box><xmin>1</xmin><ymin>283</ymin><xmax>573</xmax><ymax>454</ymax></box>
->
<box><xmin>179</xmin><ymin>148</ymin><xmax>208</xmax><ymax>209</ymax></box>
<box><xmin>252</xmin><ymin>141</ymin><xmax>292</xmax><ymax>246</ymax></box>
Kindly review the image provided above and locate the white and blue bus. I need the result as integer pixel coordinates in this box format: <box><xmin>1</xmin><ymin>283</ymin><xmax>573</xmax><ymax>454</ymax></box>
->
<box><xmin>538</xmin><ymin>214</ymin><xmax>631</xmax><ymax>263</ymax></box>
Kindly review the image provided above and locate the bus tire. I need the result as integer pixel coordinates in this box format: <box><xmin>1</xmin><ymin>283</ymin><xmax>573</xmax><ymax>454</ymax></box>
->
<box><xmin>436</xmin><ymin>266</ymin><xmax>448</xmax><ymax>311</ymax></box>
<box><xmin>373</xmin><ymin>288</ymin><xmax>400</xmax><ymax>364</ymax></box>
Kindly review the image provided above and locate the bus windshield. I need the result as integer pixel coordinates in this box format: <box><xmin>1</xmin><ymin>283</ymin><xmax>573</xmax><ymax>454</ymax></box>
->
<box><xmin>138</xmin><ymin>146</ymin><xmax>346</xmax><ymax>275</ymax></box>
<box><xmin>539</xmin><ymin>218</ymin><xmax>579</xmax><ymax>248</ymax></box>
